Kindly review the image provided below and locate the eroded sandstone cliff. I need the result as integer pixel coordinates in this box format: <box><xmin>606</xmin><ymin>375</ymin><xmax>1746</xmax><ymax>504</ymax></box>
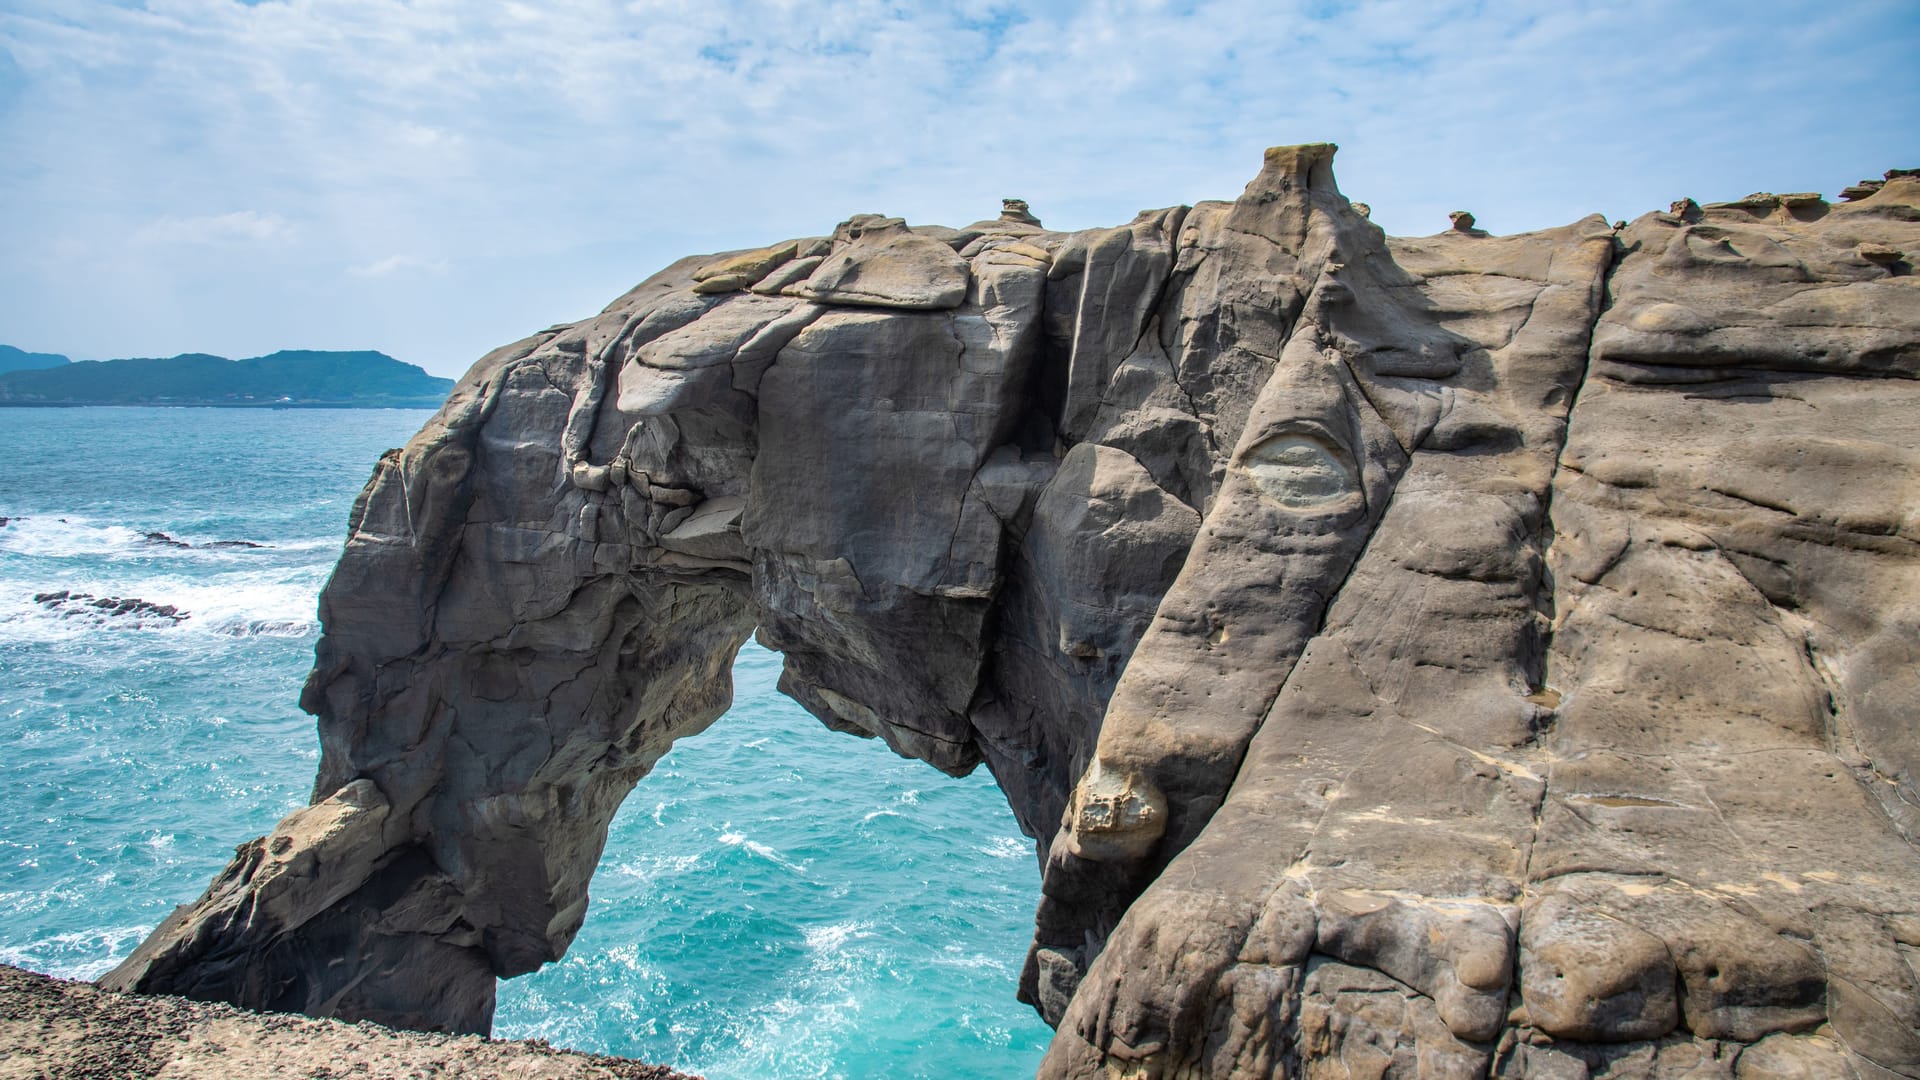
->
<box><xmin>104</xmin><ymin>146</ymin><xmax>1920</xmax><ymax>1078</ymax></box>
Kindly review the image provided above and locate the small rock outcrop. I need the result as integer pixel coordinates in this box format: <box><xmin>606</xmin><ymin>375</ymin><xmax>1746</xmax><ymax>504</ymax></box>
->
<box><xmin>105</xmin><ymin>145</ymin><xmax>1920</xmax><ymax>1078</ymax></box>
<box><xmin>1002</xmin><ymin>198</ymin><xmax>1043</xmax><ymax>226</ymax></box>
<box><xmin>35</xmin><ymin>590</ymin><xmax>188</xmax><ymax>624</ymax></box>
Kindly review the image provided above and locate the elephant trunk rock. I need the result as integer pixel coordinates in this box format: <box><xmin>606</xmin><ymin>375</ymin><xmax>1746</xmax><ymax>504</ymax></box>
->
<box><xmin>108</xmin><ymin>145</ymin><xmax>1920</xmax><ymax>1079</ymax></box>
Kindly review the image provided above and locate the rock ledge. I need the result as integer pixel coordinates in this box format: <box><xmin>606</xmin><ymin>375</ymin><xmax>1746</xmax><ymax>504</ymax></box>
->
<box><xmin>0</xmin><ymin>963</ymin><xmax>697</xmax><ymax>1079</ymax></box>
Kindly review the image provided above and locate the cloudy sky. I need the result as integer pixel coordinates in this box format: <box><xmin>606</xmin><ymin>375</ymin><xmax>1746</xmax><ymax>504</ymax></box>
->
<box><xmin>2</xmin><ymin>1</ymin><xmax>1915</xmax><ymax>377</ymax></box>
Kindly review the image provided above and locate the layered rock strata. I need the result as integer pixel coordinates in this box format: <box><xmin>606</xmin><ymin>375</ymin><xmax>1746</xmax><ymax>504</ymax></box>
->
<box><xmin>106</xmin><ymin>147</ymin><xmax>1920</xmax><ymax>1078</ymax></box>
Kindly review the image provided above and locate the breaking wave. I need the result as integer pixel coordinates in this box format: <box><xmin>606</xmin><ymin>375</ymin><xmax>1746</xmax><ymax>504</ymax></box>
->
<box><xmin>0</xmin><ymin>571</ymin><xmax>324</xmax><ymax>641</ymax></box>
<box><xmin>0</xmin><ymin>514</ymin><xmax>330</xmax><ymax>560</ymax></box>
<box><xmin>0</xmin><ymin>514</ymin><xmax>334</xmax><ymax>642</ymax></box>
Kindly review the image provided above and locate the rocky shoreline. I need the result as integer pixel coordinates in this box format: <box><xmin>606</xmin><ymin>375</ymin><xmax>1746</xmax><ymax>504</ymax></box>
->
<box><xmin>0</xmin><ymin>964</ymin><xmax>696</xmax><ymax>1079</ymax></box>
<box><xmin>84</xmin><ymin>144</ymin><xmax>1920</xmax><ymax>1076</ymax></box>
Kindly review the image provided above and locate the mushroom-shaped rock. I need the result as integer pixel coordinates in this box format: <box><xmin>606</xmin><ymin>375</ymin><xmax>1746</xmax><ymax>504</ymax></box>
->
<box><xmin>1708</xmin><ymin>192</ymin><xmax>1784</xmax><ymax>214</ymax></box>
<box><xmin>1448</xmin><ymin>209</ymin><xmax>1477</xmax><ymax>232</ymax></box>
<box><xmin>1778</xmin><ymin>191</ymin><xmax>1830</xmax><ymax>220</ymax></box>
<box><xmin>1000</xmin><ymin>198</ymin><xmax>1042</xmax><ymax>226</ymax></box>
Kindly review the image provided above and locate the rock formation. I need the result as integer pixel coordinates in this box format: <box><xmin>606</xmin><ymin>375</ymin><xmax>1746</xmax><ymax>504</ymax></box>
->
<box><xmin>104</xmin><ymin>145</ymin><xmax>1920</xmax><ymax>1078</ymax></box>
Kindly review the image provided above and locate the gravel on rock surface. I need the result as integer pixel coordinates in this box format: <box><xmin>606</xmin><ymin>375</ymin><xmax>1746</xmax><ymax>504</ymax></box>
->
<box><xmin>0</xmin><ymin>964</ymin><xmax>700</xmax><ymax>1080</ymax></box>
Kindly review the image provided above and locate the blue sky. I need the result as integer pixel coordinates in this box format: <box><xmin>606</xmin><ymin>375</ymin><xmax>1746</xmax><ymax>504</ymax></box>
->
<box><xmin>2</xmin><ymin>0</ymin><xmax>1915</xmax><ymax>377</ymax></box>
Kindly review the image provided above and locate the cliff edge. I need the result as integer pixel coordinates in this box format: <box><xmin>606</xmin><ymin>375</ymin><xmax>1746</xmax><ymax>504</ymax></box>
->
<box><xmin>103</xmin><ymin>146</ymin><xmax>1920</xmax><ymax>1078</ymax></box>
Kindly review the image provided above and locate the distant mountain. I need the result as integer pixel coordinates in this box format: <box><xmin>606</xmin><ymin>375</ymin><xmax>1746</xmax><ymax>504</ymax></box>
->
<box><xmin>0</xmin><ymin>345</ymin><xmax>71</xmax><ymax>374</ymax></box>
<box><xmin>0</xmin><ymin>349</ymin><xmax>454</xmax><ymax>407</ymax></box>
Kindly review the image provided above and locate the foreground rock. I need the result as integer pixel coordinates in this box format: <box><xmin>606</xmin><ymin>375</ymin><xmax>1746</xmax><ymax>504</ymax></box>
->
<box><xmin>0</xmin><ymin>964</ymin><xmax>695</xmax><ymax>1079</ymax></box>
<box><xmin>105</xmin><ymin>146</ymin><xmax>1920</xmax><ymax>1077</ymax></box>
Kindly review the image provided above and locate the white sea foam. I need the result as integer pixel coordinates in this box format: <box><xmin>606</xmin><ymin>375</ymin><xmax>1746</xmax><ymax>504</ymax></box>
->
<box><xmin>603</xmin><ymin>942</ymin><xmax>651</xmax><ymax>974</ymax></box>
<box><xmin>1</xmin><ymin>505</ymin><xmax>331</xmax><ymax>643</ymax></box>
<box><xmin>0</xmin><ymin>924</ymin><xmax>154</xmax><ymax>981</ymax></box>
<box><xmin>609</xmin><ymin>851</ymin><xmax>704</xmax><ymax>883</ymax></box>
<box><xmin>0</xmin><ymin>513</ymin><xmax>334</xmax><ymax>560</ymax></box>
<box><xmin>0</xmin><ymin>568</ymin><xmax>323</xmax><ymax>642</ymax></box>
<box><xmin>801</xmin><ymin>920</ymin><xmax>873</xmax><ymax>954</ymax></box>
<box><xmin>0</xmin><ymin>517</ymin><xmax>152</xmax><ymax>559</ymax></box>
<box><xmin>705</xmin><ymin>985</ymin><xmax>861</xmax><ymax>1080</ymax></box>
<box><xmin>932</xmin><ymin>943</ymin><xmax>1006</xmax><ymax>972</ymax></box>
<box><xmin>980</xmin><ymin>835</ymin><xmax>1031</xmax><ymax>860</ymax></box>
<box><xmin>718</xmin><ymin>828</ymin><xmax>808</xmax><ymax>874</ymax></box>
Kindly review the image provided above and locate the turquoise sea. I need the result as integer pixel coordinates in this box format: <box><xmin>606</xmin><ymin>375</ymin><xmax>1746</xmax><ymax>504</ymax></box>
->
<box><xmin>0</xmin><ymin>406</ymin><xmax>1052</xmax><ymax>1078</ymax></box>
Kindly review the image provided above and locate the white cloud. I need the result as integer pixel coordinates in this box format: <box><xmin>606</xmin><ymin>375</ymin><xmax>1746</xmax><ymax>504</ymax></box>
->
<box><xmin>349</xmin><ymin>253</ymin><xmax>448</xmax><ymax>278</ymax></box>
<box><xmin>1</xmin><ymin>0</ymin><xmax>1916</xmax><ymax>374</ymax></box>
<box><xmin>393</xmin><ymin>123</ymin><xmax>461</xmax><ymax>149</ymax></box>
<box><xmin>132</xmin><ymin>210</ymin><xmax>297</xmax><ymax>247</ymax></box>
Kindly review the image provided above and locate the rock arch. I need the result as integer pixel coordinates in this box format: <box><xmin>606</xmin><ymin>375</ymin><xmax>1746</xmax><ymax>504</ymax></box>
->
<box><xmin>107</xmin><ymin>148</ymin><xmax>1920</xmax><ymax>1077</ymax></box>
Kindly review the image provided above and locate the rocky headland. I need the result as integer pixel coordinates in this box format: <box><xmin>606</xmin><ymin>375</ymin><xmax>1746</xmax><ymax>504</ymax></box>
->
<box><xmin>0</xmin><ymin>345</ymin><xmax>70</xmax><ymax>375</ymax></box>
<box><xmin>85</xmin><ymin>145</ymin><xmax>1920</xmax><ymax>1077</ymax></box>
<box><xmin>0</xmin><ymin>349</ymin><xmax>452</xmax><ymax>407</ymax></box>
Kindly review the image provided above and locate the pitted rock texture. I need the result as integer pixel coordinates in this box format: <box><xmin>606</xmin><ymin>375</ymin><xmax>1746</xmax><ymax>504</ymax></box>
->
<box><xmin>0</xmin><ymin>963</ymin><xmax>697</xmax><ymax>1079</ymax></box>
<box><xmin>106</xmin><ymin>147</ymin><xmax>1920</xmax><ymax>1078</ymax></box>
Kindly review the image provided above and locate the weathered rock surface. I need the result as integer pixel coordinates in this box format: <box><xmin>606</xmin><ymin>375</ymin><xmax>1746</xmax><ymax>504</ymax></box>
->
<box><xmin>106</xmin><ymin>146</ymin><xmax>1920</xmax><ymax>1077</ymax></box>
<box><xmin>0</xmin><ymin>963</ymin><xmax>697</xmax><ymax>1079</ymax></box>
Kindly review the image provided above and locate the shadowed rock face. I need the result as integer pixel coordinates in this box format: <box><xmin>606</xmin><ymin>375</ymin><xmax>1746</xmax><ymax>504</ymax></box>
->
<box><xmin>105</xmin><ymin>147</ymin><xmax>1920</xmax><ymax>1078</ymax></box>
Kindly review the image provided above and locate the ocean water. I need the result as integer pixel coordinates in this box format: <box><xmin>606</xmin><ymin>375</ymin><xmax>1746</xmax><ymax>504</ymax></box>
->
<box><xmin>0</xmin><ymin>406</ymin><xmax>1052</xmax><ymax>1078</ymax></box>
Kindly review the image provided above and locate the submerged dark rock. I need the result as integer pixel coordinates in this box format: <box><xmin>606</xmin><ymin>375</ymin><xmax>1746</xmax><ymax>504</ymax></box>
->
<box><xmin>139</xmin><ymin>530</ymin><xmax>267</xmax><ymax>550</ymax></box>
<box><xmin>106</xmin><ymin>145</ymin><xmax>1920</xmax><ymax>1077</ymax></box>
<box><xmin>0</xmin><ymin>963</ymin><xmax>699</xmax><ymax>1079</ymax></box>
<box><xmin>35</xmin><ymin>590</ymin><xmax>188</xmax><ymax>623</ymax></box>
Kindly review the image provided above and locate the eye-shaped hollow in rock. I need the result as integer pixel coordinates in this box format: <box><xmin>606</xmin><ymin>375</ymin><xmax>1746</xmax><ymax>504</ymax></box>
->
<box><xmin>1239</xmin><ymin>430</ymin><xmax>1362</xmax><ymax>510</ymax></box>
